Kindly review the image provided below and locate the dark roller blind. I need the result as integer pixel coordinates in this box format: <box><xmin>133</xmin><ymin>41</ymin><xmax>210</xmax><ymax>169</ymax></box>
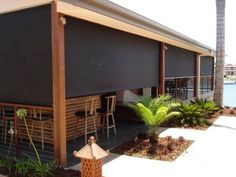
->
<box><xmin>165</xmin><ymin>44</ymin><xmax>196</xmax><ymax>77</ymax></box>
<box><xmin>200</xmin><ymin>56</ymin><xmax>214</xmax><ymax>75</ymax></box>
<box><xmin>0</xmin><ymin>5</ymin><xmax>52</xmax><ymax>106</ymax></box>
<box><xmin>65</xmin><ymin>17</ymin><xmax>160</xmax><ymax>97</ymax></box>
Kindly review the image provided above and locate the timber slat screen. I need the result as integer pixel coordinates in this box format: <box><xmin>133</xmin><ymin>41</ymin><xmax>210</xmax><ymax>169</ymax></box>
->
<box><xmin>0</xmin><ymin>103</ymin><xmax>54</xmax><ymax>161</ymax></box>
<box><xmin>0</xmin><ymin>95</ymin><xmax>102</xmax><ymax>144</ymax></box>
<box><xmin>0</xmin><ymin>95</ymin><xmax>101</xmax><ymax>159</ymax></box>
<box><xmin>66</xmin><ymin>95</ymin><xmax>101</xmax><ymax>140</ymax></box>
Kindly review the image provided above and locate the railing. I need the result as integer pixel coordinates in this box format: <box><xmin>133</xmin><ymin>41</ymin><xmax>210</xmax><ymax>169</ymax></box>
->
<box><xmin>200</xmin><ymin>75</ymin><xmax>214</xmax><ymax>94</ymax></box>
<box><xmin>165</xmin><ymin>77</ymin><xmax>195</xmax><ymax>100</ymax></box>
<box><xmin>0</xmin><ymin>95</ymin><xmax>102</xmax><ymax>160</ymax></box>
<box><xmin>0</xmin><ymin>102</ymin><xmax>54</xmax><ymax>159</ymax></box>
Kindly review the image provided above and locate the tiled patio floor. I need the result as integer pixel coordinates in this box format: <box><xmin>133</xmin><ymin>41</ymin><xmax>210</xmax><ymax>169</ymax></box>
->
<box><xmin>0</xmin><ymin>120</ymin><xmax>146</xmax><ymax>167</ymax></box>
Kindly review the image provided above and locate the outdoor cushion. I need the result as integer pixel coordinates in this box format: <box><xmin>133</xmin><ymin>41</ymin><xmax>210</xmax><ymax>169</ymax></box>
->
<box><xmin>75</xmin><ymin>111</ymin><xmax>95</xmax><ymax>118</ymax></box>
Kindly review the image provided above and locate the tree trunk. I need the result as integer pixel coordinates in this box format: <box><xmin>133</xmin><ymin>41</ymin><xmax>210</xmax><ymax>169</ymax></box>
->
<box><xmin>214</xmin><ymin>0</ymin><xmax>225</xmax><ymax>107</ymax></box>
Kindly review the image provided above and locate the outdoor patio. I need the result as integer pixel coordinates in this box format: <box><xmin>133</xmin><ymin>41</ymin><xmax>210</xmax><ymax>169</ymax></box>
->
<box><xmin>0</xmin><ymin>119</ymin><xmax>146</xmax><ymax>167</ymax></box>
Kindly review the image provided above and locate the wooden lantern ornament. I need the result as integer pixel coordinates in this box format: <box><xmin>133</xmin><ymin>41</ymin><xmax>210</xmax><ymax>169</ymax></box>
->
<box><xmin>74</xmin><ymin>136</ymin><xmax>108</xmax><ymax>177</ymax></box>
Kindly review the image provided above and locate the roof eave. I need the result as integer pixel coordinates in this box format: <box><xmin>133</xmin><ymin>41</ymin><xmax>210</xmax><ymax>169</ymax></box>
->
<box><xmin>0</xmin><ymin>0</ymin><xmax>52</xmax><ymax>15</ymax></box>
<box><xmin>58</xmin><ymin>0</ymin><xmax>215</xmax><ymax>56</ymax></box>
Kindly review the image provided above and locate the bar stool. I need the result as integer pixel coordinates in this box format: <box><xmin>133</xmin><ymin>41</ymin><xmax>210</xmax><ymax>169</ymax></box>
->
<box><xmin>75</xmin><ymin>97</ymin><xmax>98</xmax><ymax>144</ymax></box>
<box><xmin>99</xmin><ymin>95</ymin><xmax>117</xmax><ymax>139</ymax></box>
<box><xmin>30</xmin><ymin>110</ymin><xmax>53</xmax><ymax>150</ymax></box>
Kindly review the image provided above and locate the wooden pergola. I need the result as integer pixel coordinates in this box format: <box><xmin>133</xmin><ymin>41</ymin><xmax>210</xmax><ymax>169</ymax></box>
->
<box><xmin>0</xmin><ymin>0</ymin><xmax>215</xmax><ymax>166</ymax></box>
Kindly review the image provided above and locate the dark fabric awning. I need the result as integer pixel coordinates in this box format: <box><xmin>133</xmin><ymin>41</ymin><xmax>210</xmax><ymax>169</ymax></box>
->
<box><xmin>165</xmin><ymin>44</ymin><xmax>196</xmax><ymax>78</ymax></box>
<box><xmin>65</xmin><ymin>17</ymin><xmax>160</xmax><ymax>97</ymax></box>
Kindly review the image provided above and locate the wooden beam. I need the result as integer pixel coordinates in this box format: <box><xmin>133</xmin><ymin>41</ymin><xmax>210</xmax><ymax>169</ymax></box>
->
<box><xmin>158</xmin><ymin>42</ymin><xmax>165</xmax><ymax>96</ymax></box>
<box><xmin>51</xmin><ymin>1</ymin><xmax>67</xmax><ymax>166</ymax></box>
<box><xmin>194</xmin><ymin>53</ymin><xmax>200</xmax><ymax>97</ymax></box>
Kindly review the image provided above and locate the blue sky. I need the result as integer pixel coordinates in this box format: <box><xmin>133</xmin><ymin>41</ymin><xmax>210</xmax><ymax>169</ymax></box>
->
<box><xmin>110</xmin><ymin>0</ymin><xmax>236</xmax><ymax>64</ymax></box>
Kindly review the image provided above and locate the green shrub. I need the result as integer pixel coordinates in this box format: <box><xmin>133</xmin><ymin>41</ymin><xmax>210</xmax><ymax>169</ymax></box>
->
<box><xmin>26</xmin><ymin>157</ymin><xmax>57</xmax><ymax>177</ymax></box>
<box><xmin>190</xmin><ymin>98</ymin><xmax>218</xmax><ymax>117</ymax></box>
<box><xmin>0</xmin><ymin>154</ymin><xmax>57</xmax><ymax>177</ymax></box>
<box><xmin>14</xmin><ymin>158</ymin><xmax>31</xmax><ymax>176</ymax></box>
<box><xmin>0</xmin><ymin>155</ymin><xmax>13</xmax><ymax>174</ymax></box>
<box><xmin>0</xmin><ymin>155</ymin><xmax>8</xmax><ymax>168</ymax></box>
<box><xmin>176</xmin><ymin>103</ymin><xmax>206</xmax><ymax>126</ymax></box>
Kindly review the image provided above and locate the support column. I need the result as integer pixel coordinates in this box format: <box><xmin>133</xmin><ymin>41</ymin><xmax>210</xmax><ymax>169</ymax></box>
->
<box><xmin>211</xmin><ymin>57</ymin><xmax>215</xmax><ymax>91</ymax></box>
<box><xmin>194</xmin><ymin>53</ymin><xmax>201</xmax><ymax>97</ymax></box>
<box><xmin>158</xmin><ymin>42</ymin><xmax>165</xmax><ymax>96</ymax></box>
<box><xmin>211</xmin><ymin>75</ymin><xmax>214</xmax><ymax>91</ymax></box>
<box><xmin>51</xmin><ymin>1</ymin><xmax>67</xmax><ymax>166</ymax></box>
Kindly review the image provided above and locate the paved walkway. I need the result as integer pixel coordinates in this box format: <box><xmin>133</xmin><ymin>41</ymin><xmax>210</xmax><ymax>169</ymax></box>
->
<box><xmin>98</xmin><ymin>116</ymin><xmax>236</xmax><ymax>177</ymax></box>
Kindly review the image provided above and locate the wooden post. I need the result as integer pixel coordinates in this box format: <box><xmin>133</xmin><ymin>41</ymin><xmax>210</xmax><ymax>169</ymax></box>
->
<box><xmin>211</xmin><ymin>57</ymin><xmax>215</xmax><ymax>91</ymax></box>
<box><xmin>194</xmin><ymin>53</ymin><xmax>200</xmax><ymax>97</ymax></box>
<box><xmin>51</xmin><ymin>1</ymin><xmax>67</xmax><ymax>166</ymax></box>
<box><xmin>158</xmin><ymin>42</ymin><xmax>165</xmax><ymax>96</ymax></box>
<box><xmin>211</xmin><ymin>75</ymin><xmax>214</xmax><ymax>91</ymax></box>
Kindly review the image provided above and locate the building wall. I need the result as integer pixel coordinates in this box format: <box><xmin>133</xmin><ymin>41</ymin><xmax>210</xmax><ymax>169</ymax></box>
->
<box><xmin>224</xmin><ymin>64</ymin><xmax>236</xmax><ymax>75</ymax></box>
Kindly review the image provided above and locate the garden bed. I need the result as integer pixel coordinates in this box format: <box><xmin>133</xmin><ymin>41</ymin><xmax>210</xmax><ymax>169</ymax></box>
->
<box><xmin>52</xmin><ymin>168</ymin><xmax>81</xmax><ymax>177</ymax></box>
<box><xmin>162</xmin><ymin>114</ymin><xmax>217</xmax><ymax>130</ymax></box>
<box><xmin>215</xmin><ymin>107</ymin><xmax>236</xmax><ymax>116</ymax></box>
<box><xmin>162</xmin><ymin>107</ymin><xmax>236</xmax><ymax>130</ymax></box>
<box><xmin>111</xmin><ymin>134</ymin><xmax>193</xmax><ymax>161</ymax></box>
<box><xmin>0</xmin><ymin>166</ymin><xmax>81</xmax><ymax>177</ymax></box>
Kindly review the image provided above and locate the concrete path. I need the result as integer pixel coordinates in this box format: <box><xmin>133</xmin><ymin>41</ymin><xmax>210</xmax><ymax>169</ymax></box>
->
<box><xmin>100</xmin><ymin>116</ymin><xmax>236</xmax><ymax>177</ymax></box>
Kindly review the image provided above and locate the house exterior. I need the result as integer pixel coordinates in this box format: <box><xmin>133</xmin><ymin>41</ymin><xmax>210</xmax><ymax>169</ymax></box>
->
<box><xmin>224</xmin><ymin>64</ymin><xmax>236</xmax><ymax>76</ymax></box>
<box><xmin>0</xmin><ymin>0</ymin><xmax>215</xmax><ymax>165</ymax></box>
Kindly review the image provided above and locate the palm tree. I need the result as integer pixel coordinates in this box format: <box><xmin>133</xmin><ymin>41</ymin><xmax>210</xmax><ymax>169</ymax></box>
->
<box><xmin>129</xmin><ymin>96</ymin><xmax>180</xmax><ymax>144</ymax></box>
<box><xmin>214</xmin><ymin>0</ymin><xmax>225</xmax><ymax>106</ymax></box>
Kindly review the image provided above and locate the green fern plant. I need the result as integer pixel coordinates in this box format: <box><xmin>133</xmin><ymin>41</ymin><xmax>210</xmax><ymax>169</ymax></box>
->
<box><xmin>129</xmin><ymin>100</ymin><xmax>181</xmax><ymax>135</ymax></box>
<box><xmin>136</xmin><ymin>95</ymin><xmax>175</xmax><ymax>115</ymax></box>
<box><xmin>176</xmin><ymin>103</ymin><xmax>206</xmax><ymax>126</ymax></box>
<box><xmin>190</xmin><ymin>98</ymin><xmax>218</xmax><ymax>116</ymax></box>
